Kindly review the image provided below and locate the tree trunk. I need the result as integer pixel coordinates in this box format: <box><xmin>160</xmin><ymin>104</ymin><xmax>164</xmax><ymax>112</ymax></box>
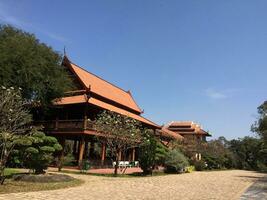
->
<box><xmin>0</xmin><ymin>163</ymin><xmax>6</xmax><ymax>185</ymax></box>
<box><xmin>114</xmin><ymin>150</ymin><xmax>120</xmax><ymax>176</ymax></box>
<box><xmin>0</xmin><ymin>154</ymin><xmax>8</xmax><ymax>185</ymax></box>
<box><xmin>114</xmin><ymin>158</ymin><xmax>119</xmax><ymax>176</ymax></box>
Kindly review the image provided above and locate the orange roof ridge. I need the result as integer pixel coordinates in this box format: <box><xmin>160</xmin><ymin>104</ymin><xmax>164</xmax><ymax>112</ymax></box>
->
<box><xmin>70</xmin><ymin>60</ymin><xmax>130</xmax><ymax>95</ymax></box>
<box><xmin>63</xmin><ymin>56</ymin><xmax>142</xmax><ymax>113</ymax></box>
<box><xmin>125</xmin><ymin>90</ymin><xmax>143</xmax><ymax>112</ymax></box>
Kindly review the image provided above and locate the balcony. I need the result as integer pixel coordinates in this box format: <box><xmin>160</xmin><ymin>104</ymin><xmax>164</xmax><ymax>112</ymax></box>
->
<box><xmin>35</xmin><ymin>119</ymin><xmax>97</xmax><ymax>133</ymax></box>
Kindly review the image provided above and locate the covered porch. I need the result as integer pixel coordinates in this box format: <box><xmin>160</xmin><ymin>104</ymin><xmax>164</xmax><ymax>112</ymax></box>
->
<box><xmin>37</xmin><ymin>119</ymin><xmax>139</xmax><ymax>168</ymax></box>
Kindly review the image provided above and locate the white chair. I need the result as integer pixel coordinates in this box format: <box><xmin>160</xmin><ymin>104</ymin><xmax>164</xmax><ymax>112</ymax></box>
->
<box><xmin>119</xmin><ymin>161</ymin><xmax>125</xmax><ymax>168</ymax></box>
<box><xmin>124</xmin><ymin>161</ymin><xmax>129</xmax><ymax>166</ymax></box>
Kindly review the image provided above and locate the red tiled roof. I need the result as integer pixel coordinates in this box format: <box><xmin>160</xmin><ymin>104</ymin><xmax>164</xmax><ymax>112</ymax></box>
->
<box><xmin>166</xmin><ymin>121</ymin><xmax>211</xmax><ymax>137</ymax></box>
<box><xmin>54</xmin><ymin>95</ymin><xmax>159</xmax><ymax>128</ymax></box>
<box><xmin>157</xmin><ymin>128</ymin><xmax>184</xmax><ymax>140</ymax></box>
<box><xmin>63</xmin><ymin>56</ymin><xmax>142</xmax><ymax>113</ymax></box>
<box><xmin>54</xmin><ymin>95</ymin><xmax>87</xmax><ymax>105</ymax></box>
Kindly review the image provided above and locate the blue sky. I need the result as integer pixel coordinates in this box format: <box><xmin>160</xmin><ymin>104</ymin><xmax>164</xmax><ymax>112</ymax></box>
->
<box><xmin>0</xmin><ymin>0</ymin><xmax>266</xmax><ymax>139</ymax></box>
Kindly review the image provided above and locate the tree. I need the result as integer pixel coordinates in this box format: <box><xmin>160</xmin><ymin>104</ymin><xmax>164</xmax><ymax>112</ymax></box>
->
<box><xmin>12</xmin><ymin>131</ymin><xmax>62</xmax><ymax>174</ymax></box>
<box><xmin>0</xmin><ymin>25</ymin><xmax>73</xmax><ymax>112</ymax></box>
<box><xmin>252</xmin><ymin>101</ymin><xmax>267</xmax><ymax>143</ymax></box>
<box><xmin>228</xmin><ymin>137</ymin><xmax>267</xmax><ymax>171</ymax></box>
<box><xmin>139</xmin><ymin>134</ymin><xmax>169</xmax><ymax>175</ymax></box>
<box><xmin>0</xmin><ymin>86</ymin><xmax>32</xmax><ymax>184</ymax></box>
<box><xmin>201</xmin><ymin>139</ymin><xmax>236</xmax><ymax>170</ymax></box>
<box><xmin>165</xmin><ymin>149</ymin><xmax>189</xmax><ymax>173</ymax></box>
<box><xmin>95</xmin><ymin>110</ymin><xmax>145</xmax><ymax>176</ymax></box>
<box><xmin>179</xmin><ymin>137</ymin><xmax>203</xmax><ymax>161</ymax></box>
<box><xmin>138</xmin><ymin>133</ymin><xmax>157</xmax><ymax>175</ymax></box>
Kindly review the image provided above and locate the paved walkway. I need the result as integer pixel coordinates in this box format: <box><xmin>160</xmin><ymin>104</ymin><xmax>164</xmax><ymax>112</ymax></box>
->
<box><xmin>240</xmin><ymin>175</ymin><xmax>267</xmax><ymax>200</ymax></box>
<box><xmin>0</xmin><ymin>170</ymin><xmax>265</xmax><ymax>200</ymax></box>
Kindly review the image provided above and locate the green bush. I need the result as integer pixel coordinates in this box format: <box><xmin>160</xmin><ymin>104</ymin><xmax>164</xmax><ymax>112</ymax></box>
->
<box><xmin>13</xmin><ymin>131</ymin><xmax>62</xmax><ymax>174</ymax></box>
<box><xmin>185</xmin><ymin>165</ymin><xmax>195</xmax><ymax>173</ymax></box>
<box><xmin>193</xmin><ymin>160</ymin><xmax>206</xmax><ymax>171</ymax></box>
<box><xmin>139</xmin><ymin>135</ymin><xmax>157</xmax><ymax>175</ymax></box>
<box><xmin>257</xmin><ymin>161</ymin><xmax>267</xmax><ymax>172</ymax></box>
<box><xmin>139</xmin><ymin>133</ymin><xmax>169</xmax><ymax>175</ymax></box>
<box><xmin>202</xmin><ymin>154</ymin><xmax>221</xmax><ymax>169</ymax></box>
<box><xmin>165</xmin><ymin>149</ymin><xmax>189</xmax><ymax>173</ymax></box>
<box><xmin>62</xmin><ymin>153</ymin><xmax>76</xmax><ymax>167</ymax></box>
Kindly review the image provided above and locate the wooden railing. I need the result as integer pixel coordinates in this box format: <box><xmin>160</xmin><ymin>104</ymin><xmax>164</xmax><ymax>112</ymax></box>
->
<box><xmin>35</xmin><ymin>119</ymin><xmax>97</xmax><ymax>132</ymax></box>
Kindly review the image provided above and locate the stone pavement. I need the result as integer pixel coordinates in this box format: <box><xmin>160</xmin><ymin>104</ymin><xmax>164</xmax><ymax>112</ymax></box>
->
<box><xmin>240</xmin><ymin>175</ymin><xmax>267</xmax><ymax>200</ymax></box>
<box><xmin>0</xmin><ymin>170</ymin><xmax>265</xmax><ymax>200</ymax></box>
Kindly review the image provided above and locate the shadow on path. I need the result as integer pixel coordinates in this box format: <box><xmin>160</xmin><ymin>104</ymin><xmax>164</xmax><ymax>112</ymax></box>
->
<box><xmin>240</xmin><ymin>175</ymin><xmax>267</xmax><ymax>200</ymax></box>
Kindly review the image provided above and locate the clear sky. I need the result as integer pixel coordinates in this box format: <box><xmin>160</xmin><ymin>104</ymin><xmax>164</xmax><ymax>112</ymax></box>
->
<box><xmin>0</xmin><ymin>0</ymin><xmax>266</xmax><ymax>140</ymax></box>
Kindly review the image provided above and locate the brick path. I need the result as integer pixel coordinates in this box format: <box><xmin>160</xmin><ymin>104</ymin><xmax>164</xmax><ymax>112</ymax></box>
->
<box><xmin>0</xmin><ymin>170</ymin><xmax>265</xmax><ymax>200</ymax></box>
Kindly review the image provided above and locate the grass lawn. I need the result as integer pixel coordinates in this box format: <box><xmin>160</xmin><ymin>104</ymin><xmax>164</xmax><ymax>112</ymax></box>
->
<box><xmin>0</xmin><ymin>168</ymin><xmax>84</xmax><ymax>194</ymax></box>
<box><xmin>3</xmin><ymin>168</ymin><xmax>20</xmax><ymax>176</ymax></box>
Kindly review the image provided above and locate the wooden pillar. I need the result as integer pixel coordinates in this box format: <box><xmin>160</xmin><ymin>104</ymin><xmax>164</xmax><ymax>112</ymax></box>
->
<box><xmin>78</xmin><ymin>136</ymin><xmax>85</xmax><ymax>168</ymax></box>
<box><xmin>101</xmin><ymin>143</ymin><xmax>106</xmax><ymax>165</ymax></box>
<box><xmin>127</xmin><ymin>149</ymin><xmax>132</xmax><ymax>161</ymax></box>
<box><xmin>55</xmin><ymin>116</ymin><xmax>59</xmax><ymax>130</ymax></box>
<box><xmin>73</xmin><ymin>140</ymin><xmax>77</xmax><ymax>155</ymax></box>
<box><xmin>132</xmin><ymin>148</ymin><xmax>135</xmax><ymax>161</ymax></box>
<box><xmin>85</xmin><ymin>140</ymin><xmax>89</xmax><ymax>158</ymax></box>
<box><xmin>83</xmin><ymin>115</ymin><xmax>87</xmax><ymax>130</ymax></box>
<box><xmin>83</xmin><ymin>100</ymin><xmax>88</xmax><ymax>130</ymax></box>
<box><xmin>118</xmin><ymin>150</ymin><xmax>122</xmax><ymax>161</ymax></box>
<box><xmin>89</xmin><ymin>141</ymin><xmax>95</xmax><ymax>157</ymax></box>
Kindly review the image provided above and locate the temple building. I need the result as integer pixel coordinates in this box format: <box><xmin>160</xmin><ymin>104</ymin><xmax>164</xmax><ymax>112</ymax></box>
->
<box><xmin>37</xmin><ymin>56</ymin><xmax>181</xmax><ymax>168</ymax></box>
<box><xmin>164</xmin><ymin>121</ymin><xmax>211</xmax><ymax>142</ymax></box>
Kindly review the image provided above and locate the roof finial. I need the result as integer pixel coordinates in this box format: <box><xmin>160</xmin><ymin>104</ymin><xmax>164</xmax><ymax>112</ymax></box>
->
<box><xmin>63</xmin><ymin>46</ymin><xmax>66</xmax><ymax>56</ymax></box>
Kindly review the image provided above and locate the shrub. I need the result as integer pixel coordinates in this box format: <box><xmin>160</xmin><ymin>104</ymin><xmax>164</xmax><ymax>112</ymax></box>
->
<box><xmin>139</xmin><ymin>135</ymin><xmax>157</xmax><ymax>175</ymax></box>
<box><xmin>257</xmin><ymin>161</ymin><xmax>267</xmax><ymax>172</ymax></box>
<box><xmin>185</xmin><ymin>165</ymin><xmax>195</xmax><ymax>173</ymax></box>
<box><xmin>13</xmin><ymin>131</ymin><xmax>62</xmax><ymax>174</ymax></box>
<box><xmin>165</xmin><ymin>149</ymin><xmax>189</xmax><ymax>173</ymax></box>
<box><xmin>139</xmin><ymin>134</ymin><xmax>169</xmax><ymax>175</ymax></box>
<box><xmin>202</xmin><ymin>154</ymin><xmax>221</xmax><ymax>169</ymax></box>
<box><xmin>62</xmin><ymin>153</ymin><xmax>76</xmax><ymax>167</ymax></box>
<box><xmin>193</xmin><ymin>160</ymin><xmax>206</xmax><ymax>171</ymax></box>
<box><xmin>155</xmin><ymin>142</ymin><xmax>169</xmax><ymax>166</ymax></box>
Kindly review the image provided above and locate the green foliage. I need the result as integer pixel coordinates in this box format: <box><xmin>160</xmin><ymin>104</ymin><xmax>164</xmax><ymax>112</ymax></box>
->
<box><xmin>0</xmin><ymin>25</ymin><xmax>73</xmax><ymax>110</ymax></box>
<box><xmin>155</xmin><ymin>141</ymin><xmax>169</xmax><ymax>165</ymax></box>
<box><xmin>228</xmin><ymin>137</ymin><xmax>267</xmax><ymax>171</ymax></box>
<box><xmin>13</xmin><ymin>130</ymin><xmax>62</xmax><ymax>174</ymax></box>
<box><xmin>185</xmin><ymin>165</ymin><xmax>195</xmax><ymax>173</ymax></box>
<box><xmin>0</xmin><ymin>87</ymin><xmax>33</xmax><ymax>184</ymax></box>
<box><xmin>62</xmin><ymin>153</ymin><xmax>76</xmax><ymax>167</ymax></box>
<box><xmin>25</xmin><ymin>147</ymin><xmax>39</xmax><ymax>154</ymax></box>
<box><xmin>95</xmin><ymin>110</ymin><xmax>145</xmax><ymax>175</ymax></box>
<box><xmin>193</xmin><ymin>160</ymin><xmax>206</xmax><ymax>171</ymax></box>
<box><xmin>199</xmin><ymin>135</ymin><xmax>267</xmax><ymax>172</ymax></box>
<box><xmin>80</xmin><ymin>160</ymin><xmax>90</xmax><ymax>173</ymax></box>
<box><xmin>138</xmin><ymin>132</ymin><xmax>157</xmax><ymax>175</ymax></box>
<box><xmin>165</xmin><ymin>149</ymin><xmax>189</xmax><ymax>173</ymax></box>
<box><xmin>251</xmin><ymin>101</ymin><xmax>267</xmax><ymax>172</ymax></box>
<box><xmin>95</xmin><ymin>110</ymin><xmax>143</xmax><ymax>146</ymax></box>
<box><xmin>0</xmin><ymin>87</ymin><xmax>32</xmax><ymax>135</ymax></box>
<box><xmin>201</xmin><ymin>140</ymin><xmax>236</xmax><ymax>170</ymax></box>
<box><xmin>139</xmin><ymin>133</ymin><xmax>169</xmax><ymax>175</ymax></box>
